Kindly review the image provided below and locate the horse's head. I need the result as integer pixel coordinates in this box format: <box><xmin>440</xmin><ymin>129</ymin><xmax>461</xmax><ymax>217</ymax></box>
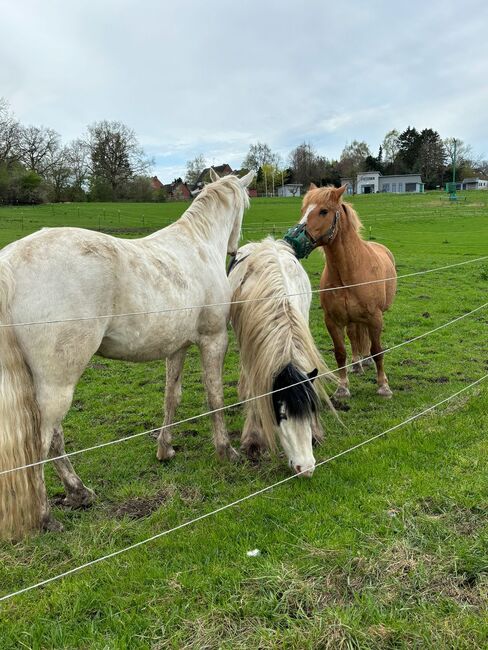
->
<box><xmin>299</xmin><ymin>183</ymin><xmax>348</xmax><ymax>248</ymax></box>
<box><xmin>208</xmin><ymin>168</ymin><xmax>255</xmax><ymax>256</ymax></box>
<box><xmin>272</xmin><ymin>364</ymin><xmax>319</xmax><ymax>477</ymax></box>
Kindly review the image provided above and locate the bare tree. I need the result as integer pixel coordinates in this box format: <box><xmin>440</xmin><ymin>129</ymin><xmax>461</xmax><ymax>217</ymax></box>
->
<box><xmin>0</xmin><ymin>98</ymin><xmax>20</xmax><ymax>163</ymax></box>
<box><xmin>381</xmin><ymin>129</ymin><xmax>400</xmax><ymax>164</ymax></box>
<box><xmin>44</xmin><ymin>146</ymin><xmax>73</xmax><ymax>201</ymax></box>
<box><xmin>338</xmin><ymin>140</ymin><xmax>371</xmax><ymax>190</ymax></box>
<box><xmin>17</xmin><ymin>125</ymin><xmax>61</xmax><ymax>175</ymax></box>
<box><xmin>66</xmin><ymin>138</ymin><xmax>89</xmax><ymax>195</ymax></box>
<box><xmin>85</xmin><ymin>120</ymin><xmax>152</xmax><ymax>196</ymax></box>
<box><xmin>290</xmin><ymin>142</ymin><xmax>331</xmax><ymax>186</ymax></box>
<box><xmin>443</xmin><ymin>137</ymin><xmax>473</xmax><ymax>169</ymax></box>
<box><xmin>185</xmin><ymin>153</ymin><xmax>206</xmax><ymax>186</ymax></box>
<box><xmin>242</xmin><ymin>142</ymin><xmax>279</xmax><ymax>171</ymax></box>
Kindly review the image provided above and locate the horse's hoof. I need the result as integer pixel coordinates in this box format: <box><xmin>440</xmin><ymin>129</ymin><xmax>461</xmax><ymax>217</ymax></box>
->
<box><xmin>334</xmin><ymin>386</ymin><xmax>351</xmax><ymax>400</ymax></box>
<box><xmin>217</xmin><ymin>444</ymin><xmax>240</xmax><ymax>462</ymax></box>
<box><xmin>242</xmin><ymin>441</ymin><xmax>261</xmax><ymax>460</ymax></box>
<box><xmin>63</xmin><ymin>487</ymin><xmax>96</xmax><ymax>509</ymax></box>
<box><xmin>362</xmin><ymin>357</ymin><xmax>375</xmax><ymax>368</ymax></box>
<box><xmin>157</xmin><ymin>446</ymin><xmax>176</xmax><ymax>462</ymax></box>
<box><xmin>42</xmin><ymin>515</ymin><xmax>64</xmax><ymax>533</ymax></box>
<box><xmin>348</xmin><ymin>362</ymin><xmax>364</xmax><ymax>375</ymax></box>
<box><xmin>377</xmin><ymin>385</ymin><xmax>393</xmax><ymax>399</ymax></box>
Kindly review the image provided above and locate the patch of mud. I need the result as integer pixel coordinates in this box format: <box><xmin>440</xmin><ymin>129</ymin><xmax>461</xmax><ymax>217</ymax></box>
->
<box><xmin>110</xmin><ymin>487</ymin><xmax>175</xmax><ymax>519</ymax></box>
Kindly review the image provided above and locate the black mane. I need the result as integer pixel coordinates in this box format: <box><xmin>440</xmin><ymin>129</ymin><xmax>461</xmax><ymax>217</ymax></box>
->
<box><xmin>272</xmin><ymin>363</ymin><xmax>319</xmax><ymax>424</ymax></box>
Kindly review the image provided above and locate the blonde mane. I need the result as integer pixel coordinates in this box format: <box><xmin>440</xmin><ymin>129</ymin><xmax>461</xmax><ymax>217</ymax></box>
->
<box><xmin>177</xmin><ymin>175</ymin><xmax>250</xmax><ymax>240</ymax></box>
<box><xmin>230</xmin><ymin>238</ymin><xmax>335</xmax><ymax>450</ymax></box>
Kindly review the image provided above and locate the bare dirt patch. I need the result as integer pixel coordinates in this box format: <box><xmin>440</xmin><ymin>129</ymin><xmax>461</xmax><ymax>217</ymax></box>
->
<box><xmin>110</xmin><ymin>487</ymin><xmax>176</xmax><ymax>519</ymax></box>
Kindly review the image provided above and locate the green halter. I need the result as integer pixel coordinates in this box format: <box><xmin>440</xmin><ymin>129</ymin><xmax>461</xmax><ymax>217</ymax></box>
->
<box><xmin>283</xmin><ymin>210</ymin><xmax>341</xmax><ymax>259</ymax></box>
<box><xmin>283</xmin><ymin>223</ymin><xmax>316</xmax><ymax>259</ymax></box>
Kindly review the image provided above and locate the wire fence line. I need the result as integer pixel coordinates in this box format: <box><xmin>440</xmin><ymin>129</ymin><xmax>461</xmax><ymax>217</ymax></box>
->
<box><xmin>1</xmin><ymin>300</ymin><xmax>486</xmax><ymax>479</ymax></box>
<box><xmin>1</xmin><ymin>255</ymin><xmax>487</xmax><ymax>330</ymax></box>
<box><xmin>1</xmin><ymin>372</ymin><xmax>486</xmax><ymax>604</ymax></box>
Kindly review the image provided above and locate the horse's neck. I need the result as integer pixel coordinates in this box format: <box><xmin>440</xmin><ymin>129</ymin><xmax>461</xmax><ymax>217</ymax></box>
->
<box><xmin>322</xmin><ymin>227</ymin><xmax>366</xmax><ymax>284</ymax></box>
<box><xmin>152</xmin><ymin>201</ymin><xmax>234</xmax><ymax>262</ymax></box>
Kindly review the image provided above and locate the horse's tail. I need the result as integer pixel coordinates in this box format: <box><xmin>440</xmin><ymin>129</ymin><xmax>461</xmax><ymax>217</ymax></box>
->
<box><xmin>0</xmin><ymin>261</ymin><xmax>43</xmax><ymax>540</ymax></box>
<box><xmin>356</xmin><ymin>322</ymin><xmax>372</xmax><ymax>359</ymax></box>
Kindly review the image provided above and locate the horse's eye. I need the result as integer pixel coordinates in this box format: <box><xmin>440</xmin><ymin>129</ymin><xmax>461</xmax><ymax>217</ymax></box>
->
<box><xmin>319</xmin><ymin>209</ymin><xmax>328</xmax><ymax>216</ymax></box>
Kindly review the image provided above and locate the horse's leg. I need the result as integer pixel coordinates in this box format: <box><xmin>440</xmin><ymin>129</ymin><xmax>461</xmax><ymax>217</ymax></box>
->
<box><xmin>241</xmin><ymin>405</ymin><xmax>263</xmax><ymax>460</ymax></box>
<box><xmin>367</xmin><ymin>314</ymin><xmax>392</xmax><ymax>398</ymax></box>
<box><xmin>199</xmin><ymin>331</ymin><xmax>239</xmax><ymax>461</ymax></box>
<box><xmin>35</xmin><ymin>385</ymin><xmax>79</xmax><ymax>531</ymax></box>
<box><xmin>325</xmin><ymin>316</ymin><xmax>350</xmax><ymax>399</ymax></box>
<box><xmin>156</xmin><ymin>346</ymin><xmax>188</xmax><ymax>461</ymax></box>
<box><xmin>346</xmin><ymin>323</ymin><xmax>364</xmax><ymax>374</ymax></box>
<box><xmin>50</xmin><ymin>425</ymin><xmax>96</xmax><ymax>508</ymax></box>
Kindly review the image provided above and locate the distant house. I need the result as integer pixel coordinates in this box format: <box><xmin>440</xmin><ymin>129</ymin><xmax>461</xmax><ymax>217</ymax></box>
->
<box><xmin>277</xmin><ymin>183</ymin><xmax>302</xmax><ymax>197</ymax></box>
<box><xmin>194</xmin><ymin>163</ymin><xmax>233</xmax><ymax>189</ymax></box>
<box><xmin>163</xmin><ymin>179</ymin><xmax>192</xmax><ymax>201</ymax></box>
<box><xmin>341</xmin><ymin>172</ymin><xmax>424</xmax><ymax>194</ymax></box>
<box><xmin>150</xmin><ymin>176</ymin><xmax>164</xmax><ymax>191</ymax></box>
<box><xmin>461</xmin><ymin>177</ymin><xmax>488</xmax><ymax>190</ymax></box>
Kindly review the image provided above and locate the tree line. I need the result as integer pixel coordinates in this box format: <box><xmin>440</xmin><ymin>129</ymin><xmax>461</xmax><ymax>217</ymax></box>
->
<box><xmin>2</xmin><ymin>95</ymin><xmax>487</xmax><ymax>205</ymax></box>
<box><xmin>187</xmin><ymin>131</ymin><xmax>487</xmax><ymax>195</ymax></box>
<box><xmin>0</xmin><ymin>98</ymin><xmax>154</xmax><ymax>204</ymax></box>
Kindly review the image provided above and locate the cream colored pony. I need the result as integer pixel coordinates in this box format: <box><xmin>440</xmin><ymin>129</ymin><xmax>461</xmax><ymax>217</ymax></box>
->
<box><xmin>229</xmin><ymin>238</ymin><xmax>335</xmax><ymax>477</ymax></box>
<box><xmin>0</xmin><ymin>170</ymin><xmax>254</xmax><ymax>540</ymax></box>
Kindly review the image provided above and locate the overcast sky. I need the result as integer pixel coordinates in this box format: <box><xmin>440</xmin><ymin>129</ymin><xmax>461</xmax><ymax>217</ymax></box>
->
<box><xmin>1</xmin><ymin>0</ymin><xmax>487</xmax><ymax>182</ymax></box>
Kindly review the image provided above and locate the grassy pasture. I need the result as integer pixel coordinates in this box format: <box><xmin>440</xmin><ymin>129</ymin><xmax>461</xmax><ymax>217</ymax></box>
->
<box><xmin>0</xmin><ymin>191</ymin><xmax>487</xmax><ymax>649</ymax></box>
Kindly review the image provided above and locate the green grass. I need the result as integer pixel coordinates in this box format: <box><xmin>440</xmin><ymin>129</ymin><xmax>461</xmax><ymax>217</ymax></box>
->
<box><xmin>0</xmin><ymin>191</ymin><xmax>487</xmax><ymax>649</ymax></box>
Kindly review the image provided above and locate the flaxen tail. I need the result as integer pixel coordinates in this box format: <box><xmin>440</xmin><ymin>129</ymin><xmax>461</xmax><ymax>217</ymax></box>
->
<box><xmin>0</xmin><ymin>262</ymin><xmax>43</xmax><ymax>540</ymax></box>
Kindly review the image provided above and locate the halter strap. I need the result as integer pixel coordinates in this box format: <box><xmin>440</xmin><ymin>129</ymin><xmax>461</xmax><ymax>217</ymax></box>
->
<box><xmin>309</xmin><ymin>209</ymin><xmax>341</xmax><ymax>247</ymax></box>
<box><xmin>227</xmin><ymin>252</ymin><xmax>250</xmax><ymax>275</ymax></box>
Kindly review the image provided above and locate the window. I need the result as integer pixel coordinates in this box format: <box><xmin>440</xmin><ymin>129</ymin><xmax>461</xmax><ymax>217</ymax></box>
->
<box><xmin>392</xmin><ymin>183</ymin><xmax>397</xmax><ymax>192</ymax></box>
<box><xmin>398</xmin><ymin>182</ymin><xmax>403</xmax><ymax>192</ymax></box>
<box><xmin>383</xmin><ymin>183</ymin><xmax>390</xmax><ymax>192</ymax></box>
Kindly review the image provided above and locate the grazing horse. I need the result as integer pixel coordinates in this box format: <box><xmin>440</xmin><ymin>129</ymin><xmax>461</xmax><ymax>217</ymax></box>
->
<box><xmin>299</xmin><ymin>184</ymin><xmax>397</xmax><ymax>399</ymax></box>
<box><xmin>0</xmin><ymin>170</ymin><xmax>254</xmax><ymax>540</ymax></box>
<box><xmin>228</xmin><ymin>238</ymin><xmax>335</xmax><ymax>476</ymax></box>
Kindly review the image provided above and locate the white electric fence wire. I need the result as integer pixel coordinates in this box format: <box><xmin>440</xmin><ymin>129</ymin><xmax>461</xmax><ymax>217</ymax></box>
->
<box><xmin>1</xmin><ymin>300</ymin><xmax>486</xmax><ymax>478</ymax></box>
<box><xmin>1</xmin><ymin>372</ymin><xmax>486</xmax><ymax>604</ymax></box>
<box><xmin>0</xmin><ymin>255</ymin><xmax>487</xmax><ymax>330</ymax></box>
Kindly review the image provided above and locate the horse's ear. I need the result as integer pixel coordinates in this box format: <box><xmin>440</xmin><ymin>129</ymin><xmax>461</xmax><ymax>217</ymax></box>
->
<box><xmin>334</xmin><ymin>184</ymin><xmax>348</xmax><ymax>200</ymax></box>
<box><xmin>239</xmin><ymin>170</ymin><xmax>255</xmax><ymax>188</ymax></box>
<box><xmin>307</xmin><ymin>368</ymin><xmax>318</xmax><ymax>382</ymax></box>
<box><xmin>309</xmin><ymin>182</ymin><xmax>317</xmax><ymax>190</ymax></box>
<box><xmin>209</xmin><ymin>168</ymin><xmax>220</xmax><ymax>182</ymax></box>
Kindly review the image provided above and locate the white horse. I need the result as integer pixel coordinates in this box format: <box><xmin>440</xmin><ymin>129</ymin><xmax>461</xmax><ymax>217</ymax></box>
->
<box><xmin>0</xmin><ymin>170</ymin><xmax>254</xmax><ymax>540</ymax></box>
<box><xmin>228</xmin><ymin>238</ymin><xmax>336</xmax><ymax>477</ymax></box>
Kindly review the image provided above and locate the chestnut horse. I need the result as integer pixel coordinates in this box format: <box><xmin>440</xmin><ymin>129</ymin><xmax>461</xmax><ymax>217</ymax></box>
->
<box><xmin>300</xmin><ymin>184</ymin><xmax>397</xmax><ymax>399</ymax></box>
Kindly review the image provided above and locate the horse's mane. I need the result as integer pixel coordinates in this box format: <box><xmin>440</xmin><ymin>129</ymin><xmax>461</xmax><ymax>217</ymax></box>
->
<box><xmin>341</xmin><ymin>201</ymin><xmax>363</xmax><ymax>234</ymax></box>
<box><xmin>230</xmin><ymin>238</ymin><xmax>335</xmax><ymax>450</ymax></box>
<box><xmin>177</xmin><ymin>175</ymin><xmax>249</xmax><ymax>239</ymax></box>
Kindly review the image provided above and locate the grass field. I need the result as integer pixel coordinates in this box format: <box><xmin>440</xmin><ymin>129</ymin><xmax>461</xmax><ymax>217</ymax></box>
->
<box><xmin>0</xmin><ymin>190</ymin><xmax>487</xmax><ymax>649</ymax></box>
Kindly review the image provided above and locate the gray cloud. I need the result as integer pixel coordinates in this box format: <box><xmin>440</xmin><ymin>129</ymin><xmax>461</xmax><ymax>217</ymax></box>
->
<box><xmin>1</xmin><ymin>0</ymin><xmax>487</xmax><ymax>181</ymax></box>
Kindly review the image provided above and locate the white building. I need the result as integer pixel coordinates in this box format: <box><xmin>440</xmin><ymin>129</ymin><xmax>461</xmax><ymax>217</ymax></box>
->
<box><xmin>277</xmin><ymin>183</ymin><xmax>302</xmax><ymax>197</ymax></box>
<box><xmin>461</xmin><ymin>178</ymin><xmax>488</xmax><ymax>190</ymax></box>
<box><xmin>341</xmin><ymin>171</ymin><xmax>424</xmax><ymax>194</ymax></box>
